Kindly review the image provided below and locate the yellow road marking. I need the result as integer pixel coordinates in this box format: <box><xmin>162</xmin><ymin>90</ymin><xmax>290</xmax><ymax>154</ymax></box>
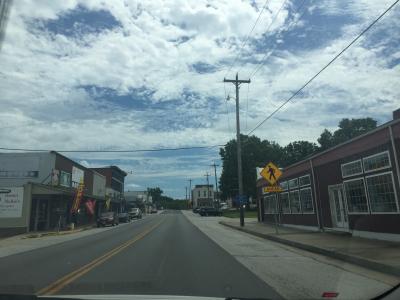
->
<box><xmin>36</xmin><ymin>220</ymin><xmax>163</xmax><ymax>296</ymax></box>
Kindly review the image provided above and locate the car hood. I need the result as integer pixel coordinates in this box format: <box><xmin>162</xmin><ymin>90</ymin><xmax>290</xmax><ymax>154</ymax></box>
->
<box><xmin>41</xmin><ymin>295</ymin><xmax>224</xmax><ymax>300</ymax></box>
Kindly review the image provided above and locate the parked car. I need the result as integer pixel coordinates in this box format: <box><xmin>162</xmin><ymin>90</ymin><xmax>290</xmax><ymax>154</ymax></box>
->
<box><xmin>199</xmin><ymin>207</ymin><xmax>222</xmax><ymax>216</ymax></box>
<box><xmin>192</xmin><ymin>207</ymin><xmax>200</xmax><ymax>213</ymax></box>
<box><xmin>97</xmin><ymin>212</ymin><xmax>119</xmax><ymax>227</ymax></box>
<box><xmin>118</xmin><ymin>212</ymin><xmax>130</xmax><ymax>223</ymax></box>
<box><xmin>129</xmin><ymin>208</ymin><xmax>142</xmax><ymax>219</ymax></box>
<box><xmin>220</xmin><ymin>203</ymin><xmax>229</xmax><ymax>210</ymax></box>
<box><xmin>150</xmin><ymin>207</ymin><xmax>158</xmax><ymax>214</ymax></box>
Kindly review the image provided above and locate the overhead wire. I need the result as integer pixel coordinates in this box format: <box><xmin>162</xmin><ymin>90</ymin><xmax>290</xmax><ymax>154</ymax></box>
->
<box><xmin>246</xmin><ymin>0</ymin><xmax>307</xmax><ymax>78</ymax></box>
<box><xmin>223</xmin><ymin>0</ymin><xmax>271</xmax><ymax>77</ymax></box>
<box><xmin>247</xmin><ymin>0</ymin><xmax>400</xmax><ymax>136</ymax></box>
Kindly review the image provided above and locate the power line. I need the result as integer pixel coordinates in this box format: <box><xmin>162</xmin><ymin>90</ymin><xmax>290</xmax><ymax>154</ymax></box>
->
<box><xmin>247</xmin><ymin>0</ymin><xmax>399</xmax><ymax>136</ymax></box>
<box><xmin>237</xmin><ymin>0</ymin><xmax>289</xmax><ymax>75</ymax></box>
<box><xmin>0</xmin><ymin>144</ymin><xmax>226</xmax><ymax>153</ymax></box>
<box><xmin>224</xmin><ymin>0</ymin><xmax>271</xmax><ymax>77</ymax></box>
<box><xmin>246</xmin><ymin>0</ymin><xmax>307</xmax><ymax>78</ymax></box>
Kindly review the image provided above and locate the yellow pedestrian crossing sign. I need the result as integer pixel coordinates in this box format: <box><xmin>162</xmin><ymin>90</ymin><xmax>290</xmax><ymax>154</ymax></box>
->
<box><xmin>260</xmin><ymin>162</ymin><xmax>282</xmax><ymax>185</ymax></box>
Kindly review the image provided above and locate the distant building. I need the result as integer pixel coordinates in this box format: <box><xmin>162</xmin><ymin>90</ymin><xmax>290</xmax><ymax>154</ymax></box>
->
<box><xmin>192</xmin><ymin>184</ymin><xmax>215</xmax><ymax>208</ymax></box>
<box><xmin>90</xmin><ymin>166</ymin><xmax>127</xmax><ymax>212</ymax></box>
<box><xmin>124</xmin><ymin>190</ymin><xmax>151</xmax><ymax>211</ymax></box>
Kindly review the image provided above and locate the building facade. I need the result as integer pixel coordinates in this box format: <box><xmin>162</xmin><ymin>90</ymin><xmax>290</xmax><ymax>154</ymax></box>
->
<box><xmin>192</xmin><ymin>184</ymin><xmax>215</xmax><ymax>208</ymax></box>
<box><xmin>90</xmin><ymin>166</ymin><xmax>127</xmax><ymax>213</ymax></box>
<box><xmin>0</xmin><ymin>152</ymin><xmax>126</xmax><ymax>237</ymax></box>
<box><xmin>258</xmin><ymin>110</ymin><xmax>400</xmax><ymax>241</ymax></box>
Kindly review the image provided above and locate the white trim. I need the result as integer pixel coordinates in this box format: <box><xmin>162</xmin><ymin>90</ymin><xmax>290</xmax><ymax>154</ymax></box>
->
<box><xmin>281</xmin><ymin>223</ymin><xmax>320</xmax><ymax>232</ymax></box>
<box><xmin>352</xmin><ymin>230</ymin><xmax>400</xmax><ymax>242</ymax></box>
<box><xmin>341</xmin><ymin>159</ymin><xmax>363</xmax><ymax>178</ymax></box>
<box><xmin>365</xmin><ymin>171</ymin><xmax>399</xmax><ymax>214</ymax></box>
<box><xmin>299</xmin><ymin>187</ymin><xmax>315</xmax><ymax>214</ymax></box>
<box><xmin>280</xmin><ymin>192</ymin><xmax>290</xmax><ymax>214</ymax></box>
<box><xmin>299</xmin><ymin>174</ymin><xmax>311</xmax><ymax>187</ymax></box>
<box><xmin>363</xmin><ymin>150</ymin><xmax>391</xmax><ymax>174</ymax></box>
<box><xmin>343</xmin><ymin>177</ymin><xmax>370</xmax><ymax>215</ymax></box>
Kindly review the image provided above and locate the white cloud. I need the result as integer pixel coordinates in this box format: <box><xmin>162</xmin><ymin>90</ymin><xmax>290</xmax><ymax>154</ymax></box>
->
<box><xmin>0</xmin><ymin>0</ymin><xmax>399</xmax><ymax>197</ymax></box>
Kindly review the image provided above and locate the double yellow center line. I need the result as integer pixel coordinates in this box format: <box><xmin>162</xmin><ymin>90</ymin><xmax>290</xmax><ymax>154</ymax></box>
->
<box><xmin>36</xmin><ymin>220</ymin><xmax>163</xmax><ymax>296</ymax></box>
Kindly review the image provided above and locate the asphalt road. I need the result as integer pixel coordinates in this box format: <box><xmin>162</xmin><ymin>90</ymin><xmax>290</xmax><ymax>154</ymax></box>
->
<box><xmin>0</xmin><ymin>211</ymin><xmax>281</xmax><ymax>299</ymax></box>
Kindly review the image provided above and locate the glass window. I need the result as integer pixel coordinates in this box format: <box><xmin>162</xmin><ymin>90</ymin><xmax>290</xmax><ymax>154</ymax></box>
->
<box><xmin>198</xmin><ymin>191</ymin><xmax>200</xmax><ymax>197</ymax></box>
<box><xmin>209</xmin><ymin>191</ymin><xmax>212</xmax><ymax>196</ymax></box>
<box><xmin>341</xmin><ymin>160</ymin><xmax>363</xmax><ymax>178</ymax></box>
<box><xmin>279</xmin><ymin>192</ymin><xmax>290</xmax><ymax>213</ymax></box>
<box><xmin>366</xmin><ymin>173</ymin><xmax>398</xmax><ymax>213</ymax></box>
<box><xmin>344</xmin><ymin>178</ymin><xmax>368</xmax><ymax>213</ymax></box>
<box><xmin>264</xmin><ymin>195</ymin><xmax>276</xmax><ymax>214</ymax></box>
<box><xmin>299</xmin><ymin>175</ymin><xmax>311</xmax><ymax>186</ymax></box>
<box><xmin>289</xmin><ymin>191</ymin><xmax>301</xmax><ymax>213</ymax></box>
<box><xmin>363</xmin><ymin>151</ymin><xmax>391</xmax><ymax>173</ymax></box>
<box><xmin>60</xmin><ymin>171</ymin><xmax>71</xmax><ymax>187</ymax></box>
<box><xmin>203</xmin><ymin>191</ymin><xmax>206</xmax><ymax>197</ymax></box>
<box><xmin>300</xmin><ymin>188</ymin><xmax>314</xmax><ymax>213</ymax></box>
<box><xmin>280</xmin><ymin>181</ymin><xmax>288</xmax><ymax>190</ymax></box>
<box><xmin>288</xmin><ymin>178</ymin><xmax>298</xmax><ymax>189</ymax></box>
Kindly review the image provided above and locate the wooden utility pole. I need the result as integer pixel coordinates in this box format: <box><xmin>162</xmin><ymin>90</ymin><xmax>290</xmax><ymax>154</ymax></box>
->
<box><xmin>224</xmin><ymin>73</ymin><xmax>250</xmax><ymax>227</ymax></box>
<box><xmin>188</xmin><ymin>179</ymin><xmax>192</xmax><ymax>208</ymax></box>
<box><xmin>210</xmin><ymin>162</ymin><xmax>219</xmax><ymax>209</ymax></box>
<box><xmin>205</xmin><ymin>172</ymin><xmax>210</xmax><ymax>206</ymax></box>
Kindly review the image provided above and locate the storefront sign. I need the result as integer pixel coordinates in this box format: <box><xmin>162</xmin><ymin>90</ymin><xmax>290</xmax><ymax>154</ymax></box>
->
<box><xmin>0</xmin><ymin>187</ymin><xmax>24</xmax><ymax>218</ymax></box>
<box><xmin>72</xmin><ymin>166</ymin><xmax>84</xmax><ymax>188</ymax></box>
<box><xmin>71</xmin><ymin>179</ymin><xmax>84</xmax><ymax>213</ymax></box>
<box><xmin>263</xmin><ymin>186</ymin><xmax>283</xmax><ymax>193</ymax></box>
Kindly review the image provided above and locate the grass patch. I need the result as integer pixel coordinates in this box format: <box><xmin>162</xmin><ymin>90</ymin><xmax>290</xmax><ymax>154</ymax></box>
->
<box><xmin>222</xmin><ymin>210</ymin><xmax>258</xmax><ymax>218</ymax></box>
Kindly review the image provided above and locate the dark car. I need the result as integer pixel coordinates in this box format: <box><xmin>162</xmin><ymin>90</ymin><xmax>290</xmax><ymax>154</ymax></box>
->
<box><xmin>193</xmin><ymin>207</ymin><xmax>200</xmax><ymax>213</ymax></box>
<box><xmin>97</xmin><ymin>212</ymin><xmax>119</xmax><ymax>227</ymax></box>
<box><xmin>129</xmin><ymin>208</ymin><xmax>142</xmax><ymax>219</ymax></box>
<box><xmin>118</xmin><ymin>212</ymin><xmax>130</xmax><ymax>223</ymax></box>
<box><xmin>199</xmin><ymin>207</ymin><xmax>222</xmax><ymax>216</ymax></box>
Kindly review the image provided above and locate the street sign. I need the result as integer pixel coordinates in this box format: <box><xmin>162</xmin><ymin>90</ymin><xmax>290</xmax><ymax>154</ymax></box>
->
<box><xmin>260</xmin><ymin>162</ymin><xmax>282</xmax><ymax>185</ymax></box>
<box><xmin>234</xmin><ymin>195</ymin><xmax>248</xmax><ymax>205</ymax></box>
<box><xmin>263</xmin><ymin>186</ymin><xmax>283</xmax><ymax>193</ymax></box>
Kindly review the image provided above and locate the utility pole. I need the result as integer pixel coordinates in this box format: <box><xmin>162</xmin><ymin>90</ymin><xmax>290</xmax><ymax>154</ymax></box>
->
<box><xmin>188</xmin><ymin>179</ymin><xmax>192</xmax><ymax>208</ymax></box>
<box><xmin>210</xmin><ymin>162</ymin><xmax>219</xmax><ymax>209</ymax></box>
<box><xmin>205</xmin><ymin>172</ymin><xmax>210</xmax><ymax>206</ymax></box>
<box><xmin>224</xmin><ymin>73</ymin><xmax>250</xmax><ymax>227</ymax></box>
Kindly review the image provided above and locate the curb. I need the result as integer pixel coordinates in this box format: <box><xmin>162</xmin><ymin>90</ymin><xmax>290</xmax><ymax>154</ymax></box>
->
<box><xmin>220</xmin><ymin>221</ymin><xmax>400</xmax><ymax>277</ymax></box>
<box><xmin>22</xmin><ymin>225</ymin><xmax>95</xmax><ymax>239</ymax></box>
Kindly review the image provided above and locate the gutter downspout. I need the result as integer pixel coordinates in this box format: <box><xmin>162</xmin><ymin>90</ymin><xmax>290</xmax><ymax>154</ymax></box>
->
<box><xmin>310</xmin><ymin>159</ymin><xmax>322</xmax><ymax>231</ymax></box>
<box><xmin>389</xmin><ymin>125</ymin><xmax>400</xmax><ymax>196</ymax></box>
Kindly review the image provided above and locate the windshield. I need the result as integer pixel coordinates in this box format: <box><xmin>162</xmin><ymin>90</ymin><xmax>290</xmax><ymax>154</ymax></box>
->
<box><xmin>0</xmin><ymin>0</ymin><xmax>399</xmax><ymax>299</ymax></box>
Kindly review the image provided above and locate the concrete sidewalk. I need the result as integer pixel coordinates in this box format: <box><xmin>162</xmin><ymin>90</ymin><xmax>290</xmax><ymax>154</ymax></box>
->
<box><xmin>220</xmin><ymin>219</ymin><xmax>400</xmax><ymax>277</ymax></box>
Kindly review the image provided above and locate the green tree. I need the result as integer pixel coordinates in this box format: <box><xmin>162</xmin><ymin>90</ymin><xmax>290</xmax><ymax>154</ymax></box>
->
<box><xmin>282</xmin><ymin>141</ymin><xmax>318</xmax><ymax>167</ymax></box>
<box><xmin>147</xmin><ymin>187</ymin><xmax>163</xmax><ymax>204</ymax></box>
<box><xmin>317</xmin><ymin>118</ymin><xmax>377</xmax><ymax>150</ymax></box>
<box><xmin>219</xmin><ymin>135</ymin><xmax>284</xmax><ymax>201</ymax></box>
<box><xmin>317</xmin><ymin>129</ymin><xmax>334</xmax><ymax>151</ymax></box>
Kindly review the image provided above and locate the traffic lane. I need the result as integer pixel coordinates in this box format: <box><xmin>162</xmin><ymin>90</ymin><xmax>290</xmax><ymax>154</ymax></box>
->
<box><xmin>58</xmin><ymin>211</ymin><xmax>282</xmax><ymax>299</ymax></box>
<box><xmin>0</xmin><ymin>213</ymin><xmax>164</xmax><ymax>295</ymax></box>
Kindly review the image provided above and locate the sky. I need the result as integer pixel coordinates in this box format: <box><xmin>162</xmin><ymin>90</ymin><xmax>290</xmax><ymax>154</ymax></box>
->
<box><xmin>0</xmin><ymin>0</ymin><xmax>399</xmax><ymax>198</ymax></box>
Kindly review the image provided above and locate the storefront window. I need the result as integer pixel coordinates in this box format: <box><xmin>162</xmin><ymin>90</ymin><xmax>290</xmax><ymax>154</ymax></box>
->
<box><xmin>289</xmin><ymin>191</ymin><xmax>301</xmax><ymax>213</ymax></box>
<box><xmin>264</xmin><ymin>195</ymin><xmax>277</xmax><ymax>214</ymax></box>
<box><xmin>363</xmin><ymin>151</ymin><xmax>391</xmax><ymax>173</ymax></box>
<box><xmin>344</xmin><ymin>178</ymin><xmax>368</xmax><ymax>213</ymax></box>
<box><xmin>288</xmin><ymin>178</ymin><xmax>298</xmax><ymax>189</ymax></box>
<box><xmin>299</xmin><ymin>175</ymin><xmax>311</xmax><ymax>186</ymax></box>
<box><xmin>300</xmin><ymin>188</ymin><xmax>314</xmax><ymax>213</ymax></box>
<box><xmin>280</xmin><ymin>181</ymin><xmax>288</xmax><ymax>190</ymax></box>
<box><xmin>366</xmin><ymin>172</ymin><xmax>398</xmax><ymax>213</ymax></box>
<box><xmin>60</xmin><ymin>171</ymin><xmax>71</xmax><ymax>187</ymax></box>
<box><xmin>279</xmin><ymin>192</ymin><xmax>290</xmax><ymax>213</ymax></box>
<box><xmin>341</xmin><ymin>160</ymin><xmax>363</xmax><ymax>178</ymax></box>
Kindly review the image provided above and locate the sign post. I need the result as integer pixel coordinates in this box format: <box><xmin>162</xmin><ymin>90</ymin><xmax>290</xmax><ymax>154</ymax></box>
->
<box><xmin>260</xmin><ymin>162</ymin><xmax>283</xmax><ymax>234</ymax></box>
